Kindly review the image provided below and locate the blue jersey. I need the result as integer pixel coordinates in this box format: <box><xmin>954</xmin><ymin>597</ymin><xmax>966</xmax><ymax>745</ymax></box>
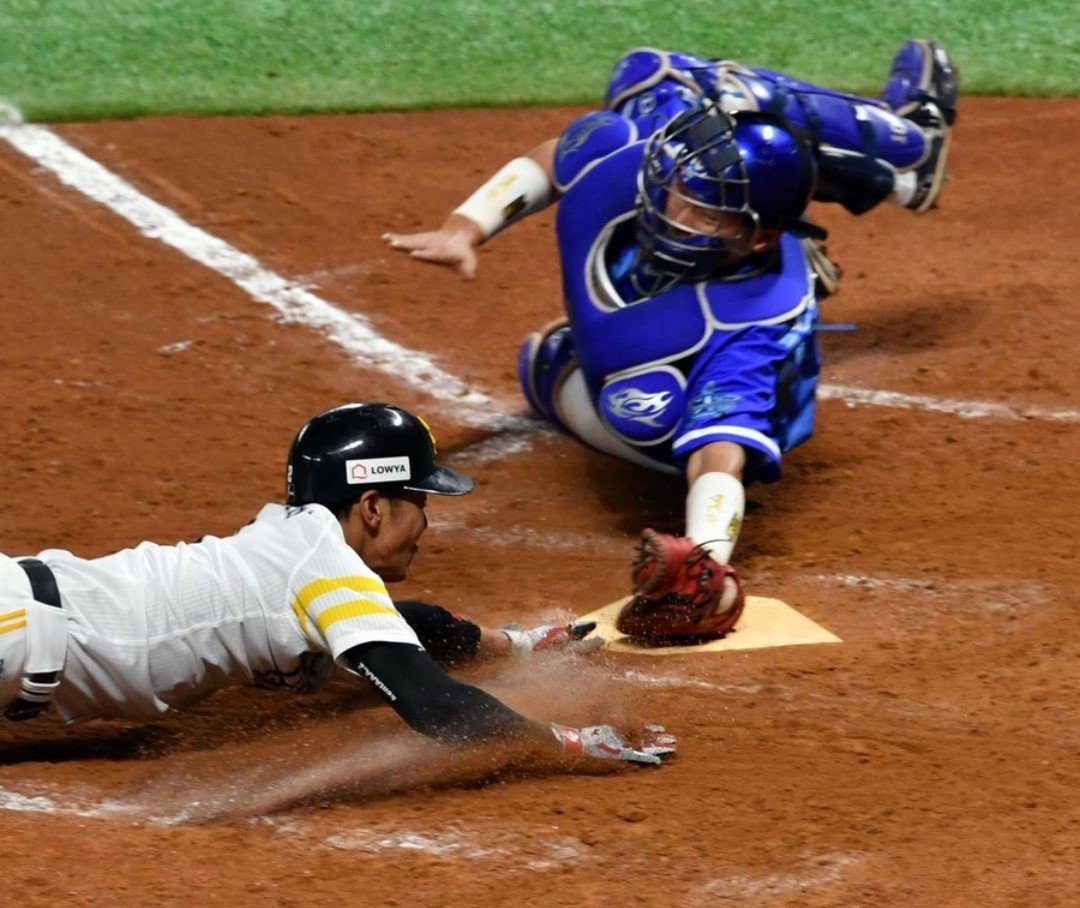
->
<box><xmin>551</xmin><ymin>107</ymin><xmax>820</xmax><ymax>482</ymax></box>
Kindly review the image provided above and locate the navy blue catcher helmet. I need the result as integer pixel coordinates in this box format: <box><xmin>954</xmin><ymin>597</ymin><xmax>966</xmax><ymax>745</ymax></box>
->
<box><xmin>286</xmin><ymin>403</ymin><xmax>475</xmax><ymax>508</ymax></box>
<box><xmin>635</xmin><ymin>98</ymin><xmax>818</xmax><ymax>291</ymax></box>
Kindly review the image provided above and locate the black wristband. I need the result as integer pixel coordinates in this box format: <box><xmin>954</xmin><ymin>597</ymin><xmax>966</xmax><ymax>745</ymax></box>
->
<box><xmin>395</xmin><ymin>599</ymin><xmax>482</xmax><ymax>666</ymax></box>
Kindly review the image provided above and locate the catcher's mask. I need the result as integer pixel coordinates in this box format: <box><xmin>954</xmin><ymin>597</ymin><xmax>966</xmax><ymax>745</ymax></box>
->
<box><xmin>634</xmin><ymin>99</ymin><xmax>817</xmax><ymax>296</ymax></box>
<box><xmin>286</xmin><ymin>402</ymin><xmax>474</xmax><ymax>510</ymax></box>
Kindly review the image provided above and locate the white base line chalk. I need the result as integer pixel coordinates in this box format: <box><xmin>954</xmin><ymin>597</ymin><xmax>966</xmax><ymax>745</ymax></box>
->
<box><xmin>0</xmin><ymin>99</ymin><xmax>519</xmax><ymax>431</ymax></box>
<box><xmin>819</xmin><ymin>383</ymin><xmax>1080</xmax><ymax>423</ymax></box>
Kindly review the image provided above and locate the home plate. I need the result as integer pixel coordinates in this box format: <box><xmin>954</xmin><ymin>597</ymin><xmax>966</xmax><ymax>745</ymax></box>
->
<box><xmin>577</xmin><ymin>596</ymin><xmax>841</xmax><ymax>655</ymax></box>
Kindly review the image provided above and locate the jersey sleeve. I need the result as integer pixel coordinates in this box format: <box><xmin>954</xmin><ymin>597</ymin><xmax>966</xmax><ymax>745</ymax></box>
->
<box><xmin>288</xmin><ymin>522</ymin><xmax>422</xmax><ymax>660</ymax></box>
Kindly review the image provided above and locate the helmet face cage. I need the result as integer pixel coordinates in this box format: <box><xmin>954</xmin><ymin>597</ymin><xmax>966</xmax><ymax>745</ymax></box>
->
<box><xmin>634</xmin><ymin>102</ymin><xmax>761</xmax><ymax>295</ymax></box>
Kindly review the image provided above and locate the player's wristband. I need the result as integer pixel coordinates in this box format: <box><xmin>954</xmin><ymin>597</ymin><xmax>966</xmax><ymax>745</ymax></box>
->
<box><xmin>685</xmin><ymin>471</ymin><xmax>745</xmax><ymax>565</ymax></box>
<box><xmin>549</xmin><ymin>722</ymin><xmax>584</xmax><ymax>754</ymax></box>
<box><xmin>453</xmin><ymin>156</ymin><xmax>554</xmax><ymax>241</ymax></box>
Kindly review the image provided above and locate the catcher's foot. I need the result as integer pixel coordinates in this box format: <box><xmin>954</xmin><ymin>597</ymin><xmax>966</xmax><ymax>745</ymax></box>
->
<box><xmin>881</xmin><ymin>39</ymin><xmax>958</xmax><ymax>125</ymax></box>
<box><xmin>882</xmin><ymin>40</ymin><xmax>959</xmax><ymax>214</ymax></box>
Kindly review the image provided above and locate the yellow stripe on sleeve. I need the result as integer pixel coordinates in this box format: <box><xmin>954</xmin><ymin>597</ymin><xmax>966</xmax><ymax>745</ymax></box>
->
<box><xmin>314</xmin><ymin>598</ymin><xmax>401</xmax><ymax>636</ymax></box>
<box><xmin>0</xmin><ymin>619</ymin><xmax>27</xmax><ymax>635</ymax></box>
<box><xmin>0</xmin><ymin>608</ymin><xmax>27</xmax><ymax>623</ymax></box>
<box><xmin>291</xmin><ymin>576</ymin><xmax>390</xmax><ymax>638</ymax></box>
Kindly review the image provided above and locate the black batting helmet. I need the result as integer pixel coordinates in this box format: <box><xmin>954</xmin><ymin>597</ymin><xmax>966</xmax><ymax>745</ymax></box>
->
<box><xmin>286</xmin><ymin>403</ymin><xmax>474</xmax><ymax>507</ymax></box>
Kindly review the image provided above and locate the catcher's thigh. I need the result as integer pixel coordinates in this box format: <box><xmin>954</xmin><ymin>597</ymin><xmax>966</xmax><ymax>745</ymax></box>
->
<box><xmin>555</xmin><ymin>369</ymin><xmax>680</xmax><ymax>476</ymax></box>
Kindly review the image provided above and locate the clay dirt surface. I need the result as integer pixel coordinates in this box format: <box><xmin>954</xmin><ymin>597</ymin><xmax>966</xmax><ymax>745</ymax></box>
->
<box><xmin>0</xmin><ymin>98</ymin><xmax>1078</xmax><ymax>906</ymax></box>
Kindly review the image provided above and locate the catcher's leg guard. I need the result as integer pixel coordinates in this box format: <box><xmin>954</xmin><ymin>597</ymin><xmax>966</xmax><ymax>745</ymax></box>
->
<box><xmin>517</xmin><ymin>317</ymin><xmax>576</xmax><ymax>430</ymax></box>
<box><xmin>881</xmin><ymin>40</ymin><xmax>959</xmax><ymax>213</ymax></box>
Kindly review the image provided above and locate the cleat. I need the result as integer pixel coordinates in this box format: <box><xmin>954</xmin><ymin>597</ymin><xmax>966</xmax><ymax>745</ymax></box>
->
<box><xmin>882</xmin><ymin>39</ymin><xmax>958</xmax><ymax>126</ymax></box>
<box><xmin>905</xmin><ymin>100</ymin><xmax>951</xmax><ymax>213</ymax></box>
<box><xmin>882</xmin><ymin>40</ymin><xmax>959</xmax><ymax>214</ymax></box>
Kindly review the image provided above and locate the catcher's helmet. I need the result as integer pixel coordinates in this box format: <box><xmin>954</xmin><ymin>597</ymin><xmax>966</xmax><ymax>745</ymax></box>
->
<box><xmin>286</xmin><ymin>402</ymin><xmax>474</xmax><ymax>507</ymax></box>
<box><xmin>635</xmin><ymin>98</ymin><xmax>817</xmax><ymax>293</ymax></box>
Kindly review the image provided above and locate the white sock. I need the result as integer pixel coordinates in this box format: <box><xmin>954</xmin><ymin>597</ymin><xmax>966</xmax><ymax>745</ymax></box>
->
<box><xmin>890</xmin><ymin>171</ymin><xmax>917</xmax><ymax>207</ymax></box>
<box><xmin>685</xmin><ymin>471</ymin><xmax>745</xmax><ymax>564</ymax></box>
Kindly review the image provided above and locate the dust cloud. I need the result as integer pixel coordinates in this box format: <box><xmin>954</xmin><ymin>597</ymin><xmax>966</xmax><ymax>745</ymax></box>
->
<box><xmin>118</xmin><ymin>653</ymin><xmax>656</xmax><ymax>823</ymax></box>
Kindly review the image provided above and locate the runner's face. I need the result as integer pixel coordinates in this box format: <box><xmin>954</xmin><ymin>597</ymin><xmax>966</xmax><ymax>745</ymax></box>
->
<box><xmin>372</xmin><ymin>491</ymin><xmax>429</xmax><ymax>582</ymax></box>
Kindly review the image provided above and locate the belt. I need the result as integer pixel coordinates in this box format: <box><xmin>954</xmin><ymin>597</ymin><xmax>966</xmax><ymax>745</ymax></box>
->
<box><xmin>5</xmin><ymin>558</ymin><xmax>64</xmax><ymax>721</ymax></box>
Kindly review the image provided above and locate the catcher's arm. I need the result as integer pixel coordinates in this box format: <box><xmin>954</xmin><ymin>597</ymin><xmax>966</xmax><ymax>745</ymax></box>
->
<box><xmin>382</xmin><ymin>139</ymin><xmax>559</xmax><ymax>280</ymax></box>
<box><xmin>343</xmin><ymin>641</ymin><xmax>672</xmax><ymax>763</ymax></box>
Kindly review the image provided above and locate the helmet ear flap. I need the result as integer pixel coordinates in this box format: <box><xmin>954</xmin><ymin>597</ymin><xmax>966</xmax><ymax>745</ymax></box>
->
<box><xmin>727</xmin><ymin>109</ymin><xmax>818</xmax><ymax>232</ymax></box>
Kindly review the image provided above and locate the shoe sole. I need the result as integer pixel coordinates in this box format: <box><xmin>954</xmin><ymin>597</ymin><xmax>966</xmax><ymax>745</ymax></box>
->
<box><xmin>913</xmin><ymin>124</ymin><xmax>951</xmax><ymax>214</ymax></box>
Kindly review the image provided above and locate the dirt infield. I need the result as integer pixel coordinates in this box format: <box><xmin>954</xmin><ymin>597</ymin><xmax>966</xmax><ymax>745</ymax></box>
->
<box><xmin>1</xmin><ymin>98</ymin><xmax>1078</xmax><ymax>906</ymax></box>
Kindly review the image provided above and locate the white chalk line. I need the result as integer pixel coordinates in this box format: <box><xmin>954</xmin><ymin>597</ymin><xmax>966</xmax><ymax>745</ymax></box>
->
<box><xmin>1</xmin><ymin>97</ymin><xmax>1075</xmax><ymax>456</ymax></box>
<box><xmin>322</xmin><ymin>824</ymin><xmax>585</xmax><ymax>869</ymax></box>
<box><xmin>0</xmin><ymin>98</ymin><xmax>519</xmax><ymax>432</ymax></box>
<box><xmin>0</xmin><ymin>781</ymin><xmax>581</xmax><ymax>870</ymax></box>
<box><xmin>700</xmin><ymin>851</ymin><xmax>864</xmax><ymax>900</ymax></box>
<box><xmin>430</xmin><ymin>514</ymin><xmax>615</xmax><ymax>551</ymax></box>
<box><xmin>618</xmin><ymin>669</ymin><xmax>763</xmax><ymax>695</ymax></box>
<box><xmin>819</xmin><ymin>384</ymin><xmax>1080</xmax><ymax>423</ymax></box>
<box><xmin>0</xmin><ymin>784</ymin><xmax>133</xmax><ymax>820</ymax></box>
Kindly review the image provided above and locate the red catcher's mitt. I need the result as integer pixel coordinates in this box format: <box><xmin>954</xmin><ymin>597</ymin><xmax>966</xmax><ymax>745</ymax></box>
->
<box><xmin>617</xmin><ymin>530</ymin><xmax>745</xmax><ymax>643</ymax></box>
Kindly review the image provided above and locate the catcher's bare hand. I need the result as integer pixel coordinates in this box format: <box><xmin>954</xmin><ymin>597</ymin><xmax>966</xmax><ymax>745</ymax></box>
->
<box><xmin>503</xmin><ymin>620</ymin><xmax>603</xmax><ymax>655</ymax></box>
<box><xmin>383</xmin><ymin>214</ymin><xmax>484</xmax><ymax>279</ymax></box>
<box><xmin>550</xmin><ymin>723</ymin><xmax>677</xmax><ymax>765</ymax></box>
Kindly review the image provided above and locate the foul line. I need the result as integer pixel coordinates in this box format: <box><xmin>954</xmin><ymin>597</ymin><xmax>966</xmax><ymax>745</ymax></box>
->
<box><xmin>819</xmin><ymin>384</ymin><xmax>1080</xmax><ymax>423</ymax></box>
<box><xmin>1</xmin><ymin>100</ymin><xmax>1075</xmax><ymax>446</ymax></box>
<box><xmin>0</xmin><ymin>99</ymin><xmax>519</xmax><ymax>432</ymax></box>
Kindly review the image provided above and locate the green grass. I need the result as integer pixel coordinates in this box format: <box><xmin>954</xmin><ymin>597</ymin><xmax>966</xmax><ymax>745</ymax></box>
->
<box><xmin>0</xmin><ymin>0</ymin><xmax>1076</xmax><ymax>121</ymax></box>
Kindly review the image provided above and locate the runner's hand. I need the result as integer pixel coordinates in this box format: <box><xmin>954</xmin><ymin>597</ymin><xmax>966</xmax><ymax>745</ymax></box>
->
<box><xmin>550</xmin><ymin>723</ymin><xmax>677</xmax><ymax>765</ymax></box>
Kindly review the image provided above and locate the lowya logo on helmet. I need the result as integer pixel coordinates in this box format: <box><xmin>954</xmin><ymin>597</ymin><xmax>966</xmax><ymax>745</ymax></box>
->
<box><xmin>346</xmin><ymin>457</ymin><xmax>412</xmax><ymax>484</ymax></box>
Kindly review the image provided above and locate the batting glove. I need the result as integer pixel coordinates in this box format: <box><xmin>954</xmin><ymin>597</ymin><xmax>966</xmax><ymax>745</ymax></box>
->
<box><xmin>549</xmin><ymin>723</ymin><xmax>677</xmax><ymax>765</ymax></box>
<box><xmin>502</xmin><ymin>620</ymin><xmax>603</xmax><ymax>655</ymax></box>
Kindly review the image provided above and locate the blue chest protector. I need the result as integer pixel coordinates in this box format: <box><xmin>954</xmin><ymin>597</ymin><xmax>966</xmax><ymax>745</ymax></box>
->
<box><xmin>553</xmin><ymin>110</ymin><xmax>813</xmax><ymax>398</ymax></box>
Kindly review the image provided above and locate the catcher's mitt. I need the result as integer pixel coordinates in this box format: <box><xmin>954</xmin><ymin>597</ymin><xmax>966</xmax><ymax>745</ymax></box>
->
<box><xmin>618</xmin><ymin>530</ymin><xmax>745</xmax><ymax>643</ymax></box>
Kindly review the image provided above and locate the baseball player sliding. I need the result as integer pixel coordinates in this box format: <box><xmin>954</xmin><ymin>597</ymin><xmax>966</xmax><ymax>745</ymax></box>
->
<box><xmin>385</xmin><ymin>41</ymin><xmax>958</xmax><ymax>643</ymax></box>
<box><xmin>0</xmin><ymin>403</ymin><xmax>673</xmax><ymax>767</ymax></box>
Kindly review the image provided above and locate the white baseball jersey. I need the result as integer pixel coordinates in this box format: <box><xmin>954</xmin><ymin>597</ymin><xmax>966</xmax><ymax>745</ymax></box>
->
<box><xmin>15</xmin><ymin>503</ymin><xmax>420</xmax><ymax>722</ymax></box>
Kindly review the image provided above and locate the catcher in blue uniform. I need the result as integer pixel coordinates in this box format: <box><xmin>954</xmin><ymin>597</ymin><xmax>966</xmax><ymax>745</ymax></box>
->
<box><xmin>385</xmin><ymin>41</ymin><xmax>958</xmax><ymax>642</ymax></box>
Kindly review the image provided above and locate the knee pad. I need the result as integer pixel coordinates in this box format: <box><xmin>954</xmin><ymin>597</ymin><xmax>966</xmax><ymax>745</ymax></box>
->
<box><xmin>599</xmin><ymin>366</ymin><xmax>686</xmax><ymax>446</ymax></box>
<box><xmin>518</xmin><ymin>318</ymin><xmax>577</xmax><ymax>430</ymax></box>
